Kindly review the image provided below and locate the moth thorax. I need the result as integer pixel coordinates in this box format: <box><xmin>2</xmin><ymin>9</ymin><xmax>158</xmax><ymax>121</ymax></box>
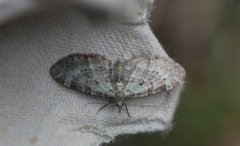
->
<box><xmin>114</xmin><ymin>83</ymin><xmax>125</xmax><ymax>99</ymax></box>
<box><xmin>115</xmin><ymin>82</ymin><xmax>125</xmax><ymax>91</ymax></box>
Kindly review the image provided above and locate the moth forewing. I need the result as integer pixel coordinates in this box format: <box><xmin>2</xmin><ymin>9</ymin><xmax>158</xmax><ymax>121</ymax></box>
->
<box><xmin>50</xmin><ymin>53</ymin><xmax>186</xmax><ymax>116</ymax></box>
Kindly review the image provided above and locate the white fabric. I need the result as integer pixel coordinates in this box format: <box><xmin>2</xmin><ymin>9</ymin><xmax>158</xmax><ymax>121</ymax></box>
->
<box><xmin>0</xmin><ymin>0</ymin><xmax>153</xmax><ymax>24</ymax></box>
<box><xmin>0</xmin><ymin>3</ymin><xmax>185</xmax><ymax>146</ymax></box>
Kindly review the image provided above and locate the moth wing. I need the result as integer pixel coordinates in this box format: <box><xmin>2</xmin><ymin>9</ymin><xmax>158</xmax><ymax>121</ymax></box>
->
<box><xmin>50</xmin><ymin>54</ymin><xmax>115</xmax><ymax>97</ymax></box>
<box><xmin>124</xmin><ymin>55</ymin><xmax>186</xmax><ymax>98</ymax></box>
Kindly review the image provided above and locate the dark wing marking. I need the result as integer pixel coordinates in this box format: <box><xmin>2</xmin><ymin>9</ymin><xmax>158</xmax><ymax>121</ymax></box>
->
<box><xmin>124</xmin><ymin>55</ymin><xmax>186</xmax><ymax>98</ymax></box>
<box><xmin>50</xmin><ymin>53</ymin><xmax>115</xmax><ymax>97</ymax></box>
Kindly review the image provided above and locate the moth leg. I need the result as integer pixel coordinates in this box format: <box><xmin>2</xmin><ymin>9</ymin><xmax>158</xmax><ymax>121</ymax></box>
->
<box><xmin>124</xmin><ymin>104</ymin><xmax>131</xmax><ymax>117</ymax></box>
<box><xmin>162</xmin><ymin>85</ymin><xmax>171</xmax><ymax>97</ymax></box>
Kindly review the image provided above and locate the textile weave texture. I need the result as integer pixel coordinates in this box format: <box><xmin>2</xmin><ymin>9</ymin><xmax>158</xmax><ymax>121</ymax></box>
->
<box><xmin>0</xmin><ymin>5</ymin><xmax>185</xmax><ymax>146</ymax></box>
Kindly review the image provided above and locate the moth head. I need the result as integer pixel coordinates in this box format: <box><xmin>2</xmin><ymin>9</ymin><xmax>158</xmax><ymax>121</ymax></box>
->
<box><xmin>115</xmin><ymin>99</ymin><xmax>125</xmax><ymax>113</ymax></box>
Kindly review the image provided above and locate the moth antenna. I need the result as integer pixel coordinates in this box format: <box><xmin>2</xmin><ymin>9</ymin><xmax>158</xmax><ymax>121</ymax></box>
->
<box><xmin>127</xmin><ymin>104</ymin><xmax>159</xmax><ymax>108</ymax></box>
<box><xmin>96</xmin><ymin>103</ymin><xmax>109</xmax><ymax>115</ymax></box>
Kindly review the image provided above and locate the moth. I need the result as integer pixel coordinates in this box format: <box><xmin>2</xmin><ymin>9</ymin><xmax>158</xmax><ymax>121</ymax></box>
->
<box><xmin>50</xmin><ymin>53</ymin><xmax>185</xmax><ymax>117</ymax></box>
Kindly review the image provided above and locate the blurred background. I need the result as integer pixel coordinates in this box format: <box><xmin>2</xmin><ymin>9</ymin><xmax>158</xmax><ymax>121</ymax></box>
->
<box><xmin>104</xmin><ymin>0</ymin><xmax>240</xmax><ymax>146</ymax></box>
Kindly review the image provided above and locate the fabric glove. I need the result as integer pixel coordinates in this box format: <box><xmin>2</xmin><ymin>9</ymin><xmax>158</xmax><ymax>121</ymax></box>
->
<box><xmin>0</xmin><ymin>0</ymin><xmax>185</xmax><ymax>146</ymax></box>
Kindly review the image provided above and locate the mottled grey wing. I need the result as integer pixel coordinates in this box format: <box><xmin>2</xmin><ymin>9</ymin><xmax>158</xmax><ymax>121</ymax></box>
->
<box><xmin>50</xmin><ymin>53</ymin><xmax>115</xmax><ymax>97</ymax></box>
<box><xmin>124</xmin><ymin>55</ymin><xmax>186</xmax><ymax>98</ymax></box>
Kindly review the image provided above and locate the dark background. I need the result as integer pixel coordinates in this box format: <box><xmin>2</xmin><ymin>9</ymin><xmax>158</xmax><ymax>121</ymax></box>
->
<box><xmin>104</xmin><ymin>0</ymin><xmax>240</xmax><ymax>146</ymax></box>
